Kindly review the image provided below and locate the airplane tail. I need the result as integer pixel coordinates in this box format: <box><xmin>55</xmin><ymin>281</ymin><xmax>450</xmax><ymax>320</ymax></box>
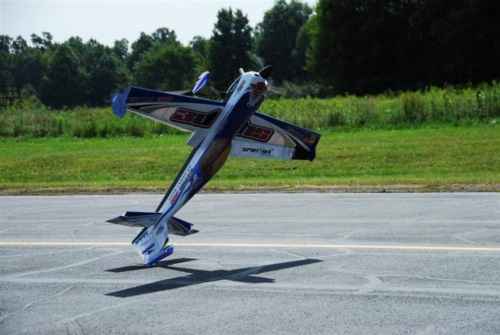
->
<box><xmin>107</xmin><ymin>211</ymin><xmax>198</xmax><ymax>265</ymax></box>
<box><xmin>131</xmin><ymin>224</ymin><xmax>173</xmax><ymax>266</ymax></box>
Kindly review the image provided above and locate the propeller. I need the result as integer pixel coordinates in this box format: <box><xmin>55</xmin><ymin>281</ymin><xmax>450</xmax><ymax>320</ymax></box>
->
<box><xmin>259</xmin><ymin>65</ymin><xmax>272</xmax><ymax>80</ymax></box>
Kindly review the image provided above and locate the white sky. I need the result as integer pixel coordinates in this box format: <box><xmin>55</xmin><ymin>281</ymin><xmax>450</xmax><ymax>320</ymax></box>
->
<box><xmin>1</xmin><ymin>0</ymin><xmax>317</xmax><ymax>47</ymax></box>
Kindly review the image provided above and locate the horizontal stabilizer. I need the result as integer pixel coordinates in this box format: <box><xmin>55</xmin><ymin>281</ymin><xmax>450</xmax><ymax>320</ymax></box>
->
<box><xmin>107</xmin><ymin>211</ymin><xmax>161</xmax><ymax>228</ymax></box>
<box><xmin>168</xmin><ymin>216</ymin><xmax>199</xmax><ymax>236</ymax></box>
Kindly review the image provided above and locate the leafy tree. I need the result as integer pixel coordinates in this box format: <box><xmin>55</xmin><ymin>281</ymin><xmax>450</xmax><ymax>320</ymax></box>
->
<box><xmin>0</xmin><ymin>36</ymin><xmax>13</xmax><ymax>90</ymax></box>
<box><xmin>292</xmin><ymin>15</ymin><xmax>315</xmax><ymax>83</ymax></box>
<box><xmin>189</xmin><ymin>35</ymin><xmax>211</xmax><ymax>74</ymax></box>
<box><xmin>411</xmin><ymin>0</ymin><xmax>500</xmax><ymax>86</ymax></box>
<box><xmin>256</xmin><ymin>0</ymin><xmax>312</xmax><ymax>83</ymax></box>
<box><xmin>209</xmin><ymin>8</ymin><xmax>253</xmax><ymax>88</ymax></box>
<box><xmin>11</xmin><ymin>36</ymin><xmax>28</xmax><ymax>54</ymax></box>
<box><xmin>84</xmin><ymin>39</ymin><xmax>129</xmax><ymax>105</ymax></box>
<box><xmin>39</xmin><ymin>44</ymin><xmax>87</xmax><ymax>108</ymax></box>
<box><xmin>134</xmin><ymin>44</ymin><xmax>196</xmax><ymax>91</ymax></box>
<box><xmin>0</xmin><ymin>35</ymin><xmax>12</xmax><ymax>53</ymax></box>
<box><xmin>151</xmin><ymin>28</ymin><xmax>179</xmax><ymax>46</ymax></box>
<box><xmin>113</xmin><ymin>38</ymin><xmax>129</xmax><ymax>61</ymax></box>
<box><xmin>129</xmin><ymin>28</ymin><xmax>181</xmax><ymax>72</ymax></box>
<box><xmin>12</xmin><ymin>46</ymin><xmax>45</xmax><ymax>93</ymax></box>
<box><xmin>129</xmin><ymin>32</ymin><xmax>154</xmax><ymax>70</ymax></box>
<box><xmin>31</xmin><ymin>32</ymin><xmax>53</xmax><ymax>52</ymax></box>
<box><xmin>310</xmin><ymin>0</ymin><xmax>500</xmax><ymax>95</ymax></box>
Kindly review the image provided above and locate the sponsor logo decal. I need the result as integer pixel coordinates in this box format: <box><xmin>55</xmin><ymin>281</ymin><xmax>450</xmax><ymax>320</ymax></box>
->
<box><xmin>248</xmin><ymin>82</ymin><xmax>267</xmax><ymax>107</ymax></box>
<box><xmin>286</xmin><ymin>126</ymin><xmax>317</xmax><ymax>146</ymax></box>
<box><xmin>170</xmin><ymin>191</ymin><xmax>180</xmax><ymax>205</ymax></box>
<box><xmin>156</xmin><ymin>96</ymin><xmax>173</xmax><ymax>103</ymax></box>
<box><xmin>170</xmin><ymin>169</ymin><xmax>193</xmax><ymax>205</ymax></box>
<box><xmin>127</xmin><ymin>97</ymin><xmax>156</xmax><ymax>103</ymax></box>
<box><xmin>192</xmin><ymin>174</ymin><xmax>204</xmax><ymax>191</ymax></box>
<box><xmin>303</xmin><ymin>134</ymin><xmax>318</xmax><ymax>146</ymax></box>
<box><xmin>286</xmin><ymin>126</ymin><xmax>309</xmax><ymax>142</ymax></box>
<box><xmin>127</xmin><ymin>96</ymin><xmax>173</xmax><ymax>103</ymax></box>
<box><xmin>142</xmin><ymin>243</ymin><xmax>156</xmax><ymax>255</ymax></box>
<box><xmin>238</xmin><ymin>121</ymin><xmax>274</xmax><ymax>142</ymax></box>
<box><xmin>134</xmin><ymin>230</ymin><xmax>149</xmax><ymax>245</ymax></box>
<box><xmin>170</xmin><ymin>108</ymin><xmax>220</xmax><ymax>128</ymax></box>
<box><xmin>242</xmin><ymin>147</ymin><xmax>274</xmax><ymax>156</ymax></box>
<box><xmin>237</xmin><ymin>80</ymin><xmax>246</xmax><ymax>92</ymax></box>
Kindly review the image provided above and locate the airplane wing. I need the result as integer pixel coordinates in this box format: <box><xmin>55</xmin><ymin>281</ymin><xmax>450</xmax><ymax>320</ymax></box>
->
<box><xmin>112</xmin><ymin>87</ymin><xmax>225</xmax><ymax>147</ymax></box>
<box><xmin>231</xmin><ymin>112</ymin><xmax>321</xmax><ymax>161</ymax></box>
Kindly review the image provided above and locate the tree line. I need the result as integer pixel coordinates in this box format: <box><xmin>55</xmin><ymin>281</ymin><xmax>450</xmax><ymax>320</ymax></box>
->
<box><xmin>1</xmin><ymin>0</ymin><xmax>499</xmax><ymax>108</ymax></box>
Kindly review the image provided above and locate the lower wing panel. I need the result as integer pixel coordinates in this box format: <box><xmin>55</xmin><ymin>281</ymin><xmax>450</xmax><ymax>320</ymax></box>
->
<box><xmin>233</xmin><ymin>112</ymin><xmax>321</xmax><ymax>161</ymax></box>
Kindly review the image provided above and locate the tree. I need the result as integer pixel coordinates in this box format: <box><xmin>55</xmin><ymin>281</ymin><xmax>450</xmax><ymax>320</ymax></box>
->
<box><xmin>134</xmin><ymin>44</ymin><xmax>196</xmax><ymax>91</ymax></box>
<box><xmin>0</xmin><ymin>35</ymin><xmax>12</xmax><ymax>53</ymax></box>
<box><xmin>309</xmin><ymin>0</ymin><xmax>500</xmax><ymax>95</ymax></box>
<box><xmin>0</xmin><ymin>36</ymin><xmax>13</xmax><ymax>91</ymax></box>
<box><xmin>39</xmin><ymin>44</ymin><xmax>87</xmax><ymax>108</ymax></box>
<box><xmin>411</xmin><ymin>0</ymin><xmax>500</xmax><ymax>86</ymax></box>
<box><xmin>11</xmin><ymin>36</ymin><xmax>28</xmax><ymax>54</ymax></box>
<box><xmin>151</xmin><ymin>28</ymin><xmax>179</xmax><ymax>46</ymax></box>
<box><xmin>129</xmin><ymin>32</ymin><xmax>154</xmax><ymax>70</ymax></box>
<box><xmin>84</xmin><ymin>40</ymin><xmax>129</xmax><ymax>106</ymax></box>
<box><xmin>113</xmin><ymin>38</ymin><xmax>129</xmax><ymax>61</ymax></box>
<box><xmin>31</xmin><ymin>32</ymin><xmax>53</xmax><ymax>52</ymax></box>
<box><xmin>292</xmin><ymin>15</ymin><xmax>315</xmax><ymax>83</ymax></box>
<box><xmin>12</xmin><ymin>46</ymin><xmax>45</xmax><ymax>93</ymax></box>
<box><xmin>256</xmin><ymin>0</ymin><xmax>312</xmax><ymax>83</ymax></box>
<box><xmin>129</xmin><ymin>28</ymin><xmax>181</xmax><ymax>72</ymax></box>
<box><xmin>189</xmin><ymin>35</ymin><xmax>211</xmax><ymax>74</ymax></box>
<box><xmin>209</xmin><ymin>8</ymin><xmax>253</xmax><ymax>88</ymax></box>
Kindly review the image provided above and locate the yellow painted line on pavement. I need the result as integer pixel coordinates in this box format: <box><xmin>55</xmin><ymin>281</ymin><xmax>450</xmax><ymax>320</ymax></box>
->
<box><xmin>0</xmin><ymin>242</ymin><xmax>129</xmax><ymax>246</ymax></box>
<box><xmin>1</xmin><ymin>241</ymin><xmax>500</xmax><ymax>252</ymax></box>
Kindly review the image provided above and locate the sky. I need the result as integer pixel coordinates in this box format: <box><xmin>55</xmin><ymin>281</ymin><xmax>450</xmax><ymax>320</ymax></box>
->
<box><xmin>1</xmin><ymin>0</ymin><xmax>318</xmax><ymax>47</ymax></box>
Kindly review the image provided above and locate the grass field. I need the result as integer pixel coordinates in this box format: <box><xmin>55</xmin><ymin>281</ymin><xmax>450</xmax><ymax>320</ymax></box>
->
<box><xmin>1</xmin><ymin>125</ymin><xmax>499</xmax><ymax>194</ymax></box>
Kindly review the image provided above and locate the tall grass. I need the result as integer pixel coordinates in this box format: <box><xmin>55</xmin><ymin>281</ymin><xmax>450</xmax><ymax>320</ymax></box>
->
<box><xmin>1</xmin><ymin>82</ymin><xmax>499</xmax><ymax>137</ymax></box>
<box><xmin>261</xmin><ymin>82</ymin><xmax>500</xmax><ymax>130</ymax></box>
<box><xmin>0</xmin><ymin>100</ymin><xmax>179</xmax><ymax>138</ymax></box>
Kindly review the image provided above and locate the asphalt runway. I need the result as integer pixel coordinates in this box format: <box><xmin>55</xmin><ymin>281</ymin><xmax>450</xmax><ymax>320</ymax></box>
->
<box><xmin>1</xmin><ymin>193</ymin><xmax>499</xmax><ymax>334</ymax></box>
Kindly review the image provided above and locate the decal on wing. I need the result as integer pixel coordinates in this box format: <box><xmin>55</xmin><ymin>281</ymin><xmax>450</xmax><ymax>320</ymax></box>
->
<box><xmin>232</xmin><ymin>112</ymin><xmax>321</xmax><ymax>161</ymax></box>
<box><xmin>112</xmin><ymin>87</ymin><xmax>225</xmax><ymax>133</ymax></box>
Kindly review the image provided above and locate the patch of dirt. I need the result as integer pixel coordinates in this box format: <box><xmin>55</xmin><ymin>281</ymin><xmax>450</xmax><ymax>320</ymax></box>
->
<box><xmin>1</xmin><ymin>184</ymin><xmax>499</xmax><ymax>195</ymax></box>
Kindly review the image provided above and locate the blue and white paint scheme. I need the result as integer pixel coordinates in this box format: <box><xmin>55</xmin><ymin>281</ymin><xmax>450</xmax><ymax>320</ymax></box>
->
<box><xmin>107</xmin><ymin>66</ymin><xmax>321</xmax><ymax>265</ymax></box>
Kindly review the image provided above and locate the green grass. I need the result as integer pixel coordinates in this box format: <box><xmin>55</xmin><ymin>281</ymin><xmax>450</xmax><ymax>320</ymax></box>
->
<box><xmin>1</xmin><ymin>125</ymin><xmax>499</xmax><ymax>193</ymax></box>
<box><xmin>1</xmin><ymin>82</ymin><xmax>499</xmax><ymax>138</ymax></box>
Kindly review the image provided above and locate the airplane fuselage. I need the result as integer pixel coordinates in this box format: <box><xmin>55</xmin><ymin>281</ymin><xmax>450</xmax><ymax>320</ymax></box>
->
<box><xmin>131</xmin><ymin>71</ymin><xmax>269</xmax><ymax>264</ymax></box>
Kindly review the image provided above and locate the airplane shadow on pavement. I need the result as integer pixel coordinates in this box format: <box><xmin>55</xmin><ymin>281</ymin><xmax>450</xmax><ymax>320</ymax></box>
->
<box><xmin>105</xmin><ymin>258</ymin><xmax>322</xmax><ymax>298</ymax></box>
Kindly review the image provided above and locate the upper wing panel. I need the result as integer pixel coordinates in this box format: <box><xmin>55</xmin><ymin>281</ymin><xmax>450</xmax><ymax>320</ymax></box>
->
<box><xmin>112</xmin><ymin>87</ymin><xmax>225</xmax><ymax>133</ymax></box>
<box><xmin>231</xmin><ymin>112</ymin><xmax>321</xmax><ymax>161</ymax></box>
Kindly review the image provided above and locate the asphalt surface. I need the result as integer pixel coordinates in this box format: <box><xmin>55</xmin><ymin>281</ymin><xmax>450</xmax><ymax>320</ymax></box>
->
<box><xmin>0</xmin><ymin>193</ymin><xmax>499</xmax><ymax>334</ymax></box>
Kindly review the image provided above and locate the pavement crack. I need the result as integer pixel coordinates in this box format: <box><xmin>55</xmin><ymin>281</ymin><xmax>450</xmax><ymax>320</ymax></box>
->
<box><xmin>0</xmin><ymin>226</ymin><xmax>16</xmax><ymax>234</ymax></box>
<box><xmin>64</xmin><ymin>319</ymin><xmax>85</xmax><ymax>335</ymax></box>
<box><xmin>330</xmin><ymin>231</ymin><xmax>362</xmax><ymax>242</ymax></box>
<box><xmin>6</xmin><ymin>250</ymin><xmax>127</xmax><ymax>278</ymax></box>
<box><xmin>0</xmin><ymin>286</ymin><xmax>74</xmax><ymax>324</ymax></box>
<box><xmin>355</xmin><ymin>274</ymin><xmax>383</xmax><ymax>294</ymax></box>
<box><xmin>57</xmin><ymin>297</ymin><xmax>148</xmax><ymax>325</ymax></box>
<box><xmin>452</xmin><ymin>228</ymin><xmax>489</xmax><ymax>246</ymax></box>
<box><xmin>0</xmin><ymin>247</ymin><xmax>96</xmax><ymax>259</ymax></box>
<box><xmin>272</xmin><ymin>249</ymin><xmax>305</xmax><ymax>259</ymax></box>
<box><xmin>316</xmin><ymin>249</ymin><xmax>354</xmax><ymax>259</ymax></box>
<box><xmin>379</xmin><ymin>273</ymin><xmax>500</xmax><ymax>285</ymax></box>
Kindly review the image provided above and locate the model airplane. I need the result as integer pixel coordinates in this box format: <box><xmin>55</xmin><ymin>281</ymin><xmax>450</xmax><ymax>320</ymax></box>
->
<box><xmin>108</xmin><ymin>66</ymin><xmax>321</xmax><ymax>265</ymax></box>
